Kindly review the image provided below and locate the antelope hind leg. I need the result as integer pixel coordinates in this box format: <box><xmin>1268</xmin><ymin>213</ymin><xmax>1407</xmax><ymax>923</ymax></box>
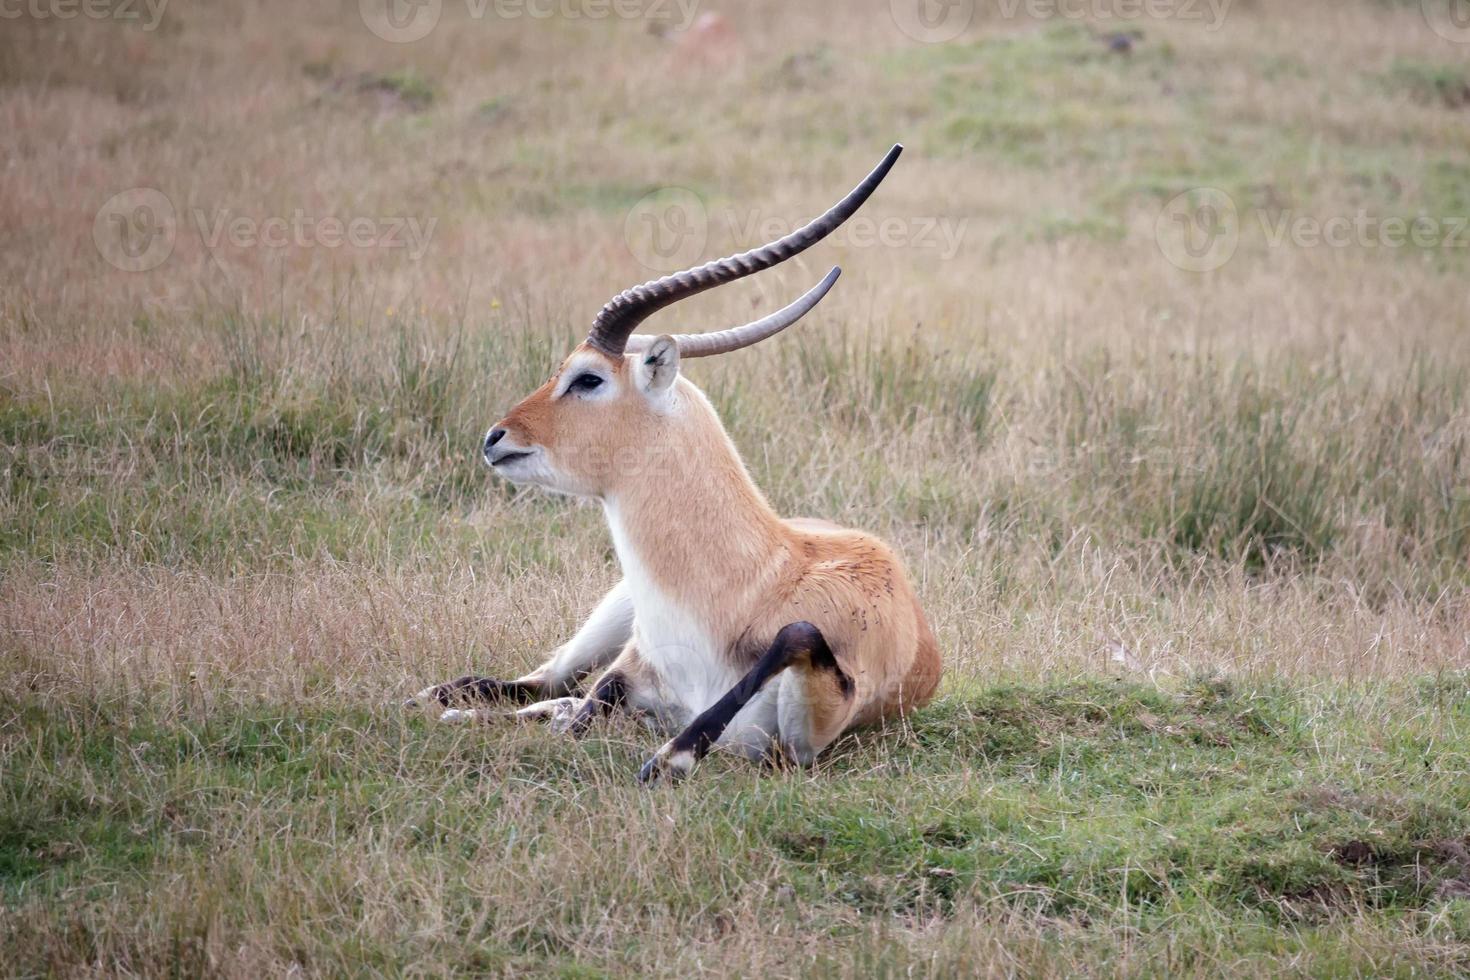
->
<box><xmin>638</xmin><ymin>621</ymin><xmax>852</xmax><ymax>785</ymax></box>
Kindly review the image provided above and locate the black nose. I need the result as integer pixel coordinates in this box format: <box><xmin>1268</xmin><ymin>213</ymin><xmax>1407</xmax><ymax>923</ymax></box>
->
<box><xmin>484</xmin><ymin>428</ymin><xmax>506</xmax><ymax>454</ymax></box>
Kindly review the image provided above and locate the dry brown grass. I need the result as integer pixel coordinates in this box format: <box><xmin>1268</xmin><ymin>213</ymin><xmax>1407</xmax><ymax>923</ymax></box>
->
<box><xmin>3</xmin><ymin>0</ymin><xmax>1470</xmax><ymax>975</ymax></box>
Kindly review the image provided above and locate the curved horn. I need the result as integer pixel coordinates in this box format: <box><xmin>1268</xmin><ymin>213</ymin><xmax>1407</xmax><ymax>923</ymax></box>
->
<box><xmin>588</xmin><ymin>143</ymin><xmax>902</xmax><ymax>357</ymax></box>
<box><xmin>626</xmin><ymin>267</ymin><xmax>840</xmax><ymax>359</ymax></box>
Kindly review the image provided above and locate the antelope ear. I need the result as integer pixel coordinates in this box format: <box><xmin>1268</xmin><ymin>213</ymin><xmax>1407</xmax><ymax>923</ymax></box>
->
<box><xmin>637</xmin><ymin>335</ymin><xmax>680</xmax><ymax>396</ymax></box>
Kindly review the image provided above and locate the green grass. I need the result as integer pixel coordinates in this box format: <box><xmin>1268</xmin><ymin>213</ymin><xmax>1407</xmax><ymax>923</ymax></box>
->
<box><xmin>5</xmin><ymin>320</ymin><xmax>1464</xmax><ymax>590</ymax></box>
<box><xmin>3</xmin><ymin>679</ymin><xmax>1468</xmax><ymax>974</ymax></box>
<box><xmin>1384</xmin><ymin>59</ymin><xmax>1470</xmax><ymax>109</ymax></box>
<box><xmin>358</xmin><ymin>69</ymin><xmax>437</xmax><ymax>111</ymax></box>
<box><xmin>877</xmin><ymin>21</ymin><xmax>1470</xmax><ymax>262</ymax></box>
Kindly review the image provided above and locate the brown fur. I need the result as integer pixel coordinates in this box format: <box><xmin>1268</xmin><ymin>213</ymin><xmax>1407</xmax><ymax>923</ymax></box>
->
<box><xmin>493</xmin><ymin>342</ymin><xmax>941</xmax><ymax>757</ymax></box>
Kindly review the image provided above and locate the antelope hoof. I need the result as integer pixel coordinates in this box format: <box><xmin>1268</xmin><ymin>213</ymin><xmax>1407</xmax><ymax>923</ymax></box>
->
<box><xmin>515</xmin><ymin>697</ymin><xmax>584</xmax><ymax>734</ymax></box>
<box><xmin>406</xmin><ymin>677</ymin><xmax>480</xmax><ymax>709</ymax></box>
<box><xmin>438</xmin><ymin>708</ymin><xmax>484</xmax><ymax>724</ymax></box>
<box><xmin>637</xmin><ymin>744</ymin><xmax>694</xmax><ymax>786</ymax></box>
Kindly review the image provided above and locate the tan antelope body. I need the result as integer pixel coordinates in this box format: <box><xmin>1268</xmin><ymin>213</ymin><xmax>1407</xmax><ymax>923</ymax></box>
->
<box><xmin>412</xmin><ymin>146</ymin><xmax>941</xmax><ymax>781</ymax></box>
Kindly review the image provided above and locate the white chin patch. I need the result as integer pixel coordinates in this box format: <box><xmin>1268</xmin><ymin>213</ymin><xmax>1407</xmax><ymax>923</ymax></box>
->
<box><xmin>489</xmin><ymin>451</ymin><xmax>543</xmax><ymax>483</ymax></box>
<box><xmin>492</xmin><ymin>453</ymin><xmax>578</xmax><ymax>495</ymax></box>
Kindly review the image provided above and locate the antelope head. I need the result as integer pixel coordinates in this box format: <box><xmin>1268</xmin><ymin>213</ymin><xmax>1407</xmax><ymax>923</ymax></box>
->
<box><xmin>482</xmin><ymin>144</ymin><xmax>902</xmax><ymax>499</ymax></box>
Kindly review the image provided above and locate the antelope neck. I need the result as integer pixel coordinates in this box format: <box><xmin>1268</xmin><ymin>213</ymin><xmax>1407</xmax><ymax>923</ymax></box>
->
<box><xmin>601</xmin><ymin>411</ymin><xmax>788</xmax><ymax>607</ymax></box>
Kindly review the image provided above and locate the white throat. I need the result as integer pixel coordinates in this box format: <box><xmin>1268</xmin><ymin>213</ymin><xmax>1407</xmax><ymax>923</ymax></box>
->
<box><xmin>601</xmin><ymin>497</ymin><xmax>738</xmax><ymax>719</ymax></box>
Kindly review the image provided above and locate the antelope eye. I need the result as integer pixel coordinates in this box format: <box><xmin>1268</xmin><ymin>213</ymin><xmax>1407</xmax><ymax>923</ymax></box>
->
<box><xmin>569</xmin><ymin>372</ymin><xmax>603</xmax><ymax>393</ymax></box>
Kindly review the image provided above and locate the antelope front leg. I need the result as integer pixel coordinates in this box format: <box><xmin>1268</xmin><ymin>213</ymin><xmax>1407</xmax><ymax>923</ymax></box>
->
<box><xmin>408</xmin><ymin>580</ymin><xmax>633</xmax><ymax>721</ymax></box>
<box><xmin>516</xmin><ymin>643</ymin><xmax>670</xmax><ymax>735</ymax></box>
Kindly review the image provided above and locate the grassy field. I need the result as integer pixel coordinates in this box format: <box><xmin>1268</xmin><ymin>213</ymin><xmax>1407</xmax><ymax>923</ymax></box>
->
<box><xmin>3</xmin><ymin>0</ymin><xmax>1470</xmax><ymax>975</ymax></box>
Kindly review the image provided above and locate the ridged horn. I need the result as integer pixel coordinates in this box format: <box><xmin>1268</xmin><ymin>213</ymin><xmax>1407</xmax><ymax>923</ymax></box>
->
<box><xmin>587</xmin><ymin>143</ymin><xmax>902</xmax><ymax>357</ymax></box>
<box><xmin>625</xmin><ymin>267</ymin><xmax>840</xmax><ymax>359</ymax></box>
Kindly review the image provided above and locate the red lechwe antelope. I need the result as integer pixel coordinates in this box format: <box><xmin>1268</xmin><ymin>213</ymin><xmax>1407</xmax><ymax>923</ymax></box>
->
<box><xmin>411</xmin><ymin>145</ymin><xmax>941</xmax><ymax>782</ymax></box>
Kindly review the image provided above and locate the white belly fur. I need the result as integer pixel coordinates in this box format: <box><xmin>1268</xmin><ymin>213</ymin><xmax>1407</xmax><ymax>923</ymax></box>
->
<box><xmin>631</xmin><ymin>587</ymin><xmax>741</xmax><ymax>724</ymax></box>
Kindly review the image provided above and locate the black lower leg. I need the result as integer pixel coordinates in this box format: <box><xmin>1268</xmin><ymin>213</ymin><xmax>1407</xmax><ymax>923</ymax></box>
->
<box><xmin>667</xmin><ymin>621</ymin><xmax>841</xmax><ymax>764</ymax></box>
<box><xmin>565</xmin><ymin>670</ymin><xmax>629</xmax><ymax>735</ymax></box>
<box><xmin>425</xmin><ymin>675</ymin><xmax>541</xmax><ymax>707</ymax></box>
